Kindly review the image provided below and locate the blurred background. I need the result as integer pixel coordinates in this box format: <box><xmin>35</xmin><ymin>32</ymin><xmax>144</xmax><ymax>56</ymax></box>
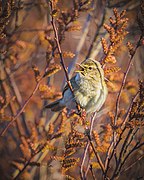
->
<box><xmin>0</xmin><ymin>0</ymin><xmax>144</xmax><ymax>179</ymax></box>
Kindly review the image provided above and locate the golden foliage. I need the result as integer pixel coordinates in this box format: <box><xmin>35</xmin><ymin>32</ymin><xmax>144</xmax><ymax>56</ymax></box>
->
<box><xmin>104</xmin><ymin>66</ymin><xmax>121</xmax><ymax>75</ymax></box>
<box><xmin>67</xmin><ymin>24</ymin><xmax>81</xmax><ymax>32</ymax></box>
<box><xmin>0</xmin><ymin>1</ymin><xmax>143</xmax><ymax>180</ymax></box>
<box><xmin>48</xmin><ymin>123</ymin><xmax>54</xmax><ymax>136</ymax></box>
<box><xmin>20</xmin><ymin>136</ymin><xmax>31</xmax><ymax>160</ymax></box>
<box><xmin>55</xmin><ymin>51</ymin><xmax>75</xmax><ymax>59</ymax></box>
<box><xmin>32</xmin><ymin>65</ymin><xmax>41</xmax><ymax>82</ymax></box>
<box><xmin>61</xmin><ymin>157</ymin><xmax>79</xmax><ymax>172</ymax></box>
<box><xmin>0</xmin><ymin>1</ymin><xmax>15</xmax><ymax>39</ymax></box>
<box><xmin>39</xmin><ymin>84</ymin><xmax>61</xmax><ymax>100</ymax></box>
<box><xmin>43</xmin><ymin>63</ymin><xmax>61</xmax><ymax>78</ymax></box>
<box><xmin>91</xmin><ymin>162</ymin><xmax>101</xmax><ymax>169</ymax></box>
<box><xmin>130</xmin><ymin>81</ymin><xmax>144</xmax><ymax>120</ymax></box>
<box><xmin>101</xmin><ymin>37</ymin><xmax>108</xmax><ymax>54</ymax></box>
<box><xmin>127</xmin><ymin>42</ymin><xmax>134</xmax><ymax>56</ymax></box>
<box><xmin>92</xmin><ymin>131</ymin><xmax>101</xmax><ymax>147</ymax></box>
<box><xmin>101</xmin><ymin>8</ymin><xmax>128</xmax><ymax>65</ymax></box>
<box><xmin>103</xmin><ymin>124</ymin><xmax>112</xmax><ymax>142</ymax></box>
<box><xmin>65</xmin><ymin>175</ymin><xmax>75</xmax><ymax>180</ymax></box>
<box><xmin>57</xmin><ymin>111</ymin><xmax>67</xmax><ymax>133</ymax></box>
<box><xmin>42</xmin><ymin>142</ymin><xmax>55</xmax><ymax>152</ymax></box>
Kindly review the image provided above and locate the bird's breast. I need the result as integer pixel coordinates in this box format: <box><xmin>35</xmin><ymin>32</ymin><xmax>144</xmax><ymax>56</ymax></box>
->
<box><xmin>74</xmin><ymin>74</ymin><xmax>103</xmax><ymax>109</ymax></box>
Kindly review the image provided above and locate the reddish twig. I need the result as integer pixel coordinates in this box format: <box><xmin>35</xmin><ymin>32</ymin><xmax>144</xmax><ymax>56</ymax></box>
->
<box><xmin>104</xmin><ymin>90</ymin><xmax>140</xmax><ymax>177</ymax></box>
<box><xmin>87</xmin><ymin>130</ymin><xmax>105</xmax><ymax>175</ymax></box>
<box><xmin>111</xmin><ymin>141</ymin><xmax>144</xmax><ymax>179</ymax></box>
<box><xmin>111</xmin><ymin>34</ymin><xmax>143</xmax><ymax>172</ymax></box>
<box><xmin>13</xmin><ymin>143</ymin><xmax>47</xmax><ymax>180</ymax></box>
<box><xmin>0</xmin><ymin>78</ymin><xmax>42</xmax><ymax>136</ymax></box>
<box><xmin>80</xmin><ymin>112</ymin><xmax>98</xmax><ymax>179</ymax></box>
<box><xmin>121</xmin><ymin>154</ymin><xmax>144</xmax><ymax>174</ymax></box>
<box><xmin>113</xmin><ymin>34</ymin><xmax>143</xmax><ymax>126</ymax></box>
<box><xmin>89</xmin><ymin>164</ymin><xmax>97</xmax><ymax>180</ymax></box>
<box><xmin>4</xmin><ymin>67</ymin><xmax>29</xmax><ymax>136</ymax></box>
<box><xmin>104</xmin><ymin>31</ymin><xmax>142</xmax><ymax>176</ymax></box>
<box><xmin>80</xmin><ymin>141</ymin><xmax>90</xmax><ymax>180</ymax></box>
<box><xmin>49</xmin><ymin>1</ymin><xmax>81</xmax><ymax>112</ymax></box>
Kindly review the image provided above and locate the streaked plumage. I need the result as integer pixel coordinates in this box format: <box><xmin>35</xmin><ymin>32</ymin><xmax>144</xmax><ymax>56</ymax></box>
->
<box><xmin>45</xmin><ymin>58</ymin><xmax>107</xmax><ymax>113</ymax></box>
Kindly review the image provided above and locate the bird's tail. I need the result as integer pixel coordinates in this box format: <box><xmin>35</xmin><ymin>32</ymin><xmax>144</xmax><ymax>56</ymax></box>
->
<box><xmin>45</xmin><ymin>99</ymin><xmax>65</xmax><ymax>112</ymax></box>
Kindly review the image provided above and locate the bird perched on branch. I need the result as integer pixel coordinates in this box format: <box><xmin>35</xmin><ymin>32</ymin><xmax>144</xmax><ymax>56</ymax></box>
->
<box><xmin>45</xmin><ymin>58</ymin><xmax>108</xmax><ymax>114</ymax></box>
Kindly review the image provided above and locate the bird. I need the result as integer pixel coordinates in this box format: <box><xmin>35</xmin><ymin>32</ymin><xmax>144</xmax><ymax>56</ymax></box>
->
<box><xmin>45</xmin><ymin>58</ymin><xmax>108</xmax><ymax>114</ymax></box>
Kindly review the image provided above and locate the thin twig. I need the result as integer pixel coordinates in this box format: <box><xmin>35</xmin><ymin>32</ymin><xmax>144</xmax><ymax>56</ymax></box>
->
<box><xmin>0</xmin><ymin>78</ymin><xmax>42</xmax><ymax>136</ymax></box>
<box><xmin>80</xmin><ymin>141</ymin><xmax>90</xmax><ymax>180</ymax></box>
<box><xmin>104</xmin><ymin>90</ymin><xmax>139</xmax><ymax>175</ymax></box>
<box><xmin>4</xmin><ymin>67</ymin><xmax>29</xmax><ymax>136</ymax></box>
<box><xmin>80</xmin><ymin>112</ymin><xmax>97</xmax><ymax>180</ymax></box>
<box><xmin>111</xmin><ymin>34</ymin><xmax>143</xmax><ymax>175</ymax></box>
<box><xmin>114</xmin><ymin>34</ymin><xmax>143</xmax><ymax>126</ymax></box>
<box><xmin>86</xmin><ymin>0</ymin><xmax>107</xmax><ymax>59</ymax></box>
<box><xmin>111</xmin><ymin>141</ymin><xmax>144</xmax><ymax>179</ymax></box>
<box><xmin>50</xmin><ymin>4</ymin><xmax>73</xmax><ymax>92</ymax></box>
<box><xmin>121</xmin><ymin>154</ymin><xmax>144</xmax><ymax>174</ymax></box>
<box><xmin>49</xmin><ymin>1</ymin><xmax>81</xmax><ymax>112</ymax></box>
<box><xmin>89</xmin><ymin>164</ymin><xmax>97</xmax><ymax>180</ymax></box>
<box><xmin>68</xmin><ymin>0</ymin><xmax>94</xmax><ymax>79</ymax></box>
<box><xmin>13</xmin><ymin>143</ymin><xmax>47</xmax><ymax>180</ymax></box>
<box><xmin>123</xmin><ymin>128</ymin><xmax>140</xmax><ymax>155</ymax></box>
<box><xmin>87</xmin><ymin>132</ymin><xmax>105</xmax><ymax>175</ymax></box>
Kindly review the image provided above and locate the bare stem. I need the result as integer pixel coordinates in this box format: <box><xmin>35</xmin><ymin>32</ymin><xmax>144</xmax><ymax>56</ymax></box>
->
<box><xmin>13</xmin><ymin>143</ymin><xmax>46</xmax><ymax>179</ymax></box>
<box><xmin>80</xmin><ymin>112</ymin><xmax>97</xmax><ymax>180</ymax></box>
<box><xmin>114</xmin><ymin>35</ymin><xmax>143</xmax><ymax>126</ymax></box>
<box><xmin>49</xmin><ymin>1</ymin><xmax>80</xmax><ymax>112</ymax></box>
<box><xmin>0</xmin><ymin>78</ymin><xmax>42</xmax><ymax>136</ymax></box>
<box><xmin>87</xmin><ymin>131</ymin><xmax>105</xmax><ymax>175</ymax></box>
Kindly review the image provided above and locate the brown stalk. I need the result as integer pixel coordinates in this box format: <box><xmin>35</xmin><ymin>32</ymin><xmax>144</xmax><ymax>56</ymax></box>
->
<box><xmin>87</xmin><ymin>132</ymin><xmax>105</xmax><ymax>175</ymax></box>
<box><xmin>121</xmin><ymin>154</ymin><xmax>144</xmax><ymax>174</ymax></box>
<box><xmin>104</xmin><ymin>90</ymin><xmax>140</xmax><ymax>177</ymax></box>
<box><xmin>113</xmin><ymin>34</ymin><xmax>143</xmax><ymax>126</ymax></box>
<box><xmin>49</xmin><ymin>1</ymin><xmax>80</xmax><ymax>112</ymax></box>
<box><xmin>111</xmin><ymin>141</ymin><xmax>144</xmax><ymax>179</ymax></box>
<box><xmin>89</xmin><ymin>164</ymin><xmax>97</xmax><ymax>180</ymax></box>
<box><xmin>80</xmin><ymin>141</ymin><xmax>90</xmax><ymax>180</ymax></box>
<box><xmin>13</xmin><ymin>143</ymin><xmax>47</xmax><ymax>180</ymax></box>
<box><xmin>0</xmin><ymin>77</ymin><xmax>42</xmax><ymax>136</ymax></box>
<box><xmin>4</xmin><ymin>67</ymin><xmax>29</xmax><ymax>136</ymax></box>
<box><xmin>86</xmin><ymin>0</ymin><xmax>107</xmax><ymax>59</ymax></box>
<box><xmin>80</xmin><ymin>112</ymin><xmax>97</xmax><ymax>180</ymax></box>
<box><xmin>107</xmin><ymin>34</ymin><xmax>143</xmax><ymax>175</ymax></box>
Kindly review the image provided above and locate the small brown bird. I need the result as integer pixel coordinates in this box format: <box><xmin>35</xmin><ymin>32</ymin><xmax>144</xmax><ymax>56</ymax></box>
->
<box><xmin>45</xmin><ymin>58</ymin><xmax>108</xmax><ymax>113</ymax></box>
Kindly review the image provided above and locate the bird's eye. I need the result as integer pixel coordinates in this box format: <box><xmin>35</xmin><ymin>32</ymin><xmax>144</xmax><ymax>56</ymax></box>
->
<box><xmin>89</xmin><ymin>67</ymin><xmax>92</xmax><ymax>70</ymax></box>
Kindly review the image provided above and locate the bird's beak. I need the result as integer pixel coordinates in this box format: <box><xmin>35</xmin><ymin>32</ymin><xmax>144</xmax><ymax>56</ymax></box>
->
<box><xmin>75</xmin><ymin>63</ymin><xmax>85</xmax><ymax>73</ymax></box>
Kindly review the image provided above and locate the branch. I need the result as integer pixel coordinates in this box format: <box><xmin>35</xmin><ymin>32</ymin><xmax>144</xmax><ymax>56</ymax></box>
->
<box><xmin>111</xmin><ymin>34</ymin><xmax>143</xmax><ymax>168</ymax></box>
<box><xmin>89</xmin><ymin>164</ymin><xmax>97</xmax><ymax>180</ymax></box>
<box><xmin>86</xmin><ymin>1</ymin><xmax>107</xmax><ymax>59</ymax></box>
<box><xmin>121</xmin><ymin>154</ymin><xmax>144</xmax><ymax>174</ymax></box>
<box><xmin>80</xmin><ymin>112</ymin><xmax>97</xmax><ymax>180</ymax></box>
<box><xmin>111</xmin><ymin>141</ymin><xmax>144</xmax><ymax>179</ymax></box>
<box><xmin>49</xmin><ymin>1</ymin><xmax>81</xmax><ymax>112</ymax></box>
<box><xmin>87</xmin><ymin>130</ymin><xmax>105</xmax><ymax>175</ymax></box>
<box><xmin>68</xmin><ymin>0</ymin><xmax>94</xmax><ymax>79</ymax></box>
<box><xmin>13</xmin><ymin>143</ymin><xmax>47</xmax><ymax>179</ymax></box>
<box><xmin>0</xmin><ymin>77</ymin><xmax>42</xmax><ymax>136</ymax></box>
<box><xmin>104</xmin><ymin>90</ymin><xmax>139</xmax><ymax>176</ymax></box>
<box><xmin>4</xmin><ymin>67</ymin><xmax>29</xmax><ymax>136</ymax></box>
<box><xmin>114</xmin><ymin>34</ymin><xmax>143</xmax><ymax>126</ymax></box>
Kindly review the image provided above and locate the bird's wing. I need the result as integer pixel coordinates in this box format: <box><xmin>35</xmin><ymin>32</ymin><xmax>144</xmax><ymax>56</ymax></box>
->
<box><xmin>62</xmin><ymin>75</ymin><xmax>78</xmax><ymax>96</ymax></box>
